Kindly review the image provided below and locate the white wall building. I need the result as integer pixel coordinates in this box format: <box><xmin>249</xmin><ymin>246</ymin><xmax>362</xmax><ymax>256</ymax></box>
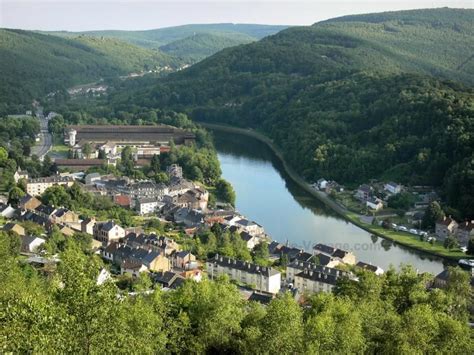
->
<box><xmin>137</xmin><ymin>198</ymin><xmax>161</xmax><ymax>215</ymax></box>
<box><xmin>26</xmin><ymin>176</ymin><xmax>75</xmax><ymax>196</ymax></box>
<box><xmin>207</xmin><ymin>255</ymin><xmax>281</xmax><ymax>294</ymax></box>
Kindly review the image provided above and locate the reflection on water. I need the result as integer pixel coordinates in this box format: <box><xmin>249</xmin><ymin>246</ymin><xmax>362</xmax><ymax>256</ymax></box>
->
<box><xmin>212</xmin><ymin>130</ymin><xmax>447</xmax><ymax>274</ymax></box>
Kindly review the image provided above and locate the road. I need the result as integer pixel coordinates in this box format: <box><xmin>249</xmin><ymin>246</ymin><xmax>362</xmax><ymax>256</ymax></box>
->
<box><xmin>31</xmin><ymin>107</ymin><xmax>52</xmax><ymax>161</ymax></box>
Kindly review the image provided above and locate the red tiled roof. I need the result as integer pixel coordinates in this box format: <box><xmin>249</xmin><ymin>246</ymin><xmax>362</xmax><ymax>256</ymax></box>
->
<box><xmin>114</xmin><ymin>195</ymin><xmax>131</xmax><ymax>207</ymax></box>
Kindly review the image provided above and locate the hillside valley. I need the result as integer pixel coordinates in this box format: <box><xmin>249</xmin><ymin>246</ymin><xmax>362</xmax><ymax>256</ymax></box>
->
<box><xmin>88</xmin><ymin>8</ymin><xmax>474</xmax><ymax>218</ymax></box>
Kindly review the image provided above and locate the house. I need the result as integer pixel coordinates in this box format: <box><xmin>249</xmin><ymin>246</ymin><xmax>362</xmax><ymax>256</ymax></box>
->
<box><xmin>114</xmin><ymin>195</ymin><xmax>131</xmax><ymax>208</ymax></box>
<box><xmin>103</xmin><ymin>242</ymin><xmax>170</xmax><ymax>272</ymax></box>
<box><xmin>34</xmin><ymin>204</ymin><xmax>56</xmax><ymax>219</ymax></box>
<box><xmin>234</xmin><ymin>219</ymin><xmax>264</xmax><ymax>236</ymax></box>
<box><xmin>174</xmin><ymin>208</ymin><xmax>204</xmax><ymax>228</ymax></box>
<box><xmin>332</xmin><ymin>248</ymin><xmax>356</xmax><ymax>265</ymax></box>
<box><xmin>121</xmin><ymin>260</ymin><xmax>149</xmax><ymax>277</ymax></box>
<box><xmin>240</xmin><ymin>231</ymin><xmax>260</xmax><ymax>250</ymax></box>
<box><xmin>124</xmin><ymin>232</ymin><xmax>180</xmax><ymax>256</ymax></box>
<box><xmin>21</xmin><ymin>235</ymin><xmax>46</xmax><ymax>253</ymax></box>
<box><xmin>18</xmin><ymin>194</ymin><xmax>42</xmax><ymax>211</ymax></box>
<box><xmin>20</xmin><ymin>211</ymin><xmax>51</xmax><ymax>228</ymax></box>
<box><xmin>51</xmin><ymin>208</ymin><xmax>80</xmax><ymax>224</ymax></box>
<box><xmin>207</xmin><ymin>254</ymin><xmax>281</xmax><ymax>294</ymax></box>
<box><xmin>173</xmin><ymin>250</ymin><xmax>196</xmax><ymax>269</ymax></box>
<box><xmin>435</xmin><ymin>216</ymin><xmax>458</xmax><ymax>240</ymax></box>
<box><xmin>286</xmin><ymin>260</ymin><xmax>349</xmax><ymax>284</ymax></box>
<box><xmin>294</xmin><ymin>268</ymin><xmax>347</xmax><ymax>294</ymax></box>
<box><xmin>356</xmin><ymin>261</ymin><xmax>384</xmax><ymax>275</ymax></box>
<box><xmin>13</xmin><ymin>169</ymin><xmax>29</xmax><ymax>183</ymax></box>
<box><xmin>3</xmin><ymin>222</ymin><xmax>26</xmax><ymax>237</ymax></box>
<box><xmin>0</xmin><ymin>203</ymin><xmax>17</xmax><ymax>219</ymax></box>
<box><xmin>58</xmin><ymin>224</ymin><xmax>75</xmax><ymax>237</ymax></box>
<box><xmin>313</xmin><ymin>243</ymin><xmax>336</xmax><ymax>256</ymax></box>
<box><xmin>355</xmin><ymin>184</ymin><xmax>372</xmax><ymax>201</ymax></box>
<box><xmin>317</xmin><ymin>178</ymin><xmax>328</xmax><ymax>190</ymax></box>
<box><xmin>81</xmin><ymin>217</ymin><xmax>96</xmax><ymax>235</ymax></box>
<box><xmin>366</xmin><ymin>197</ymin><xmax>383</xmax><ymax>211</ymax></box>
<box><xmin>153</xmin><ymin>271</ymin><xmax>185</xmax><ymax>289</ymax></box>
<box><xmin>457</xmin><ymin>221</ymin><xmax>474</xmax><ymax>246</ymax></box>
<box><xmin>93</xmin><ymin>221</ymin><xmax>125</xmax><ymax>245</ymax></box>
<box><xmin>137</xmin><ymin>198</ymin><xmax>160</xmax><ymax>215</ymax></box>
<box><xmin>26</xmin><ymin>175</ymin><xmax>75</xmax><ymax>196</ymax></box>
<box><xmin>384</xmin><ymin>182</ymin><xmax>402</xmax><ymax>194</ymax></box>
<box><xmin>313</xmin><ymin>243</ymin><xmax>356</xmax><ymax>265</ymax></box>
<box><xmin>176</xmin><ymin>188</ymin><xmax>209</xmax><ymax>210</ymax></box>
<box><xmin>85</xmin><ymin>173</ymin><xmax>101</xmax><ymax>185</ymax></box>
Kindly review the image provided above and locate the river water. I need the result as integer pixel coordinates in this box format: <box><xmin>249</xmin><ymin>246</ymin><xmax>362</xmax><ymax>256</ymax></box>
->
<box><xmin>212</xmin><ymin>130</ymin><xmax>446</xmax><ymax>274</ymax></box>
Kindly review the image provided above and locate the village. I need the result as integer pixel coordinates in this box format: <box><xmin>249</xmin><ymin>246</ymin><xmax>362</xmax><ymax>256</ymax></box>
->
<box><xmin>312</xmin><ymin>177</ymin><xmax>474</xmax><ymax>253</ymax></box>
<box><xmin>0</xmin><ymin>117</ymin><xmax>471</xmax><ymax>304</ymax></box>
<box><xmin>3</xmin><ymin>154</ymin><xmax>467</xmax><ymax>303</ymax></box>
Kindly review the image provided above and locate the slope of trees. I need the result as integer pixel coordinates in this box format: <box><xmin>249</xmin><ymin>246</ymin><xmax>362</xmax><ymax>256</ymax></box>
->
<box><xmin>1</xmin><ymin>234</ymin><xmax>472</xmax><ymax>353</ymax></box>
<box><xmin>91</xmin><ymin>8</ymin><xmax>474</xmax><ymax>218</ymax></box>
<box><xmin>0</xmin><ymin>29</ymin><xmax>179</xmax><ymax>114</ymax></box>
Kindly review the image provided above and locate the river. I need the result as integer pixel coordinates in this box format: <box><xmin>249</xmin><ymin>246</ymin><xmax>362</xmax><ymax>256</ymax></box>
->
<box><xmin>212</xmin><ymin>129</ymin><xmax>445</xmax><ymax>274</ymax></box>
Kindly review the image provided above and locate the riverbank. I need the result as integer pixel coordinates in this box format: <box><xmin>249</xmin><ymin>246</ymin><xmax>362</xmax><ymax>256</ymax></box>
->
<box><xmin>202</xmin><ymin>122</ymin><xmax>466</xmax><ymax>261</ymax></box>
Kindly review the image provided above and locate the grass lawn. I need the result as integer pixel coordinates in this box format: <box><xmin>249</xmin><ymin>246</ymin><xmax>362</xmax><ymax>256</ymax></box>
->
<box><xmin>49</xmin><ymin>144</ymin><xmax>70</xmax><ymax>159</ymax></box>
<box><xmin>345</xmin><ymin>212</ymin><xmax>466</xmax><ymax>259</ymax></box>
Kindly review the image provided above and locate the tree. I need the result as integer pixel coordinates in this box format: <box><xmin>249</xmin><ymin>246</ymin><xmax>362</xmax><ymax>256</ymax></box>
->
<box><xmin>422</xmin><ymin>201</ymin><xmax>445</xmax><ymax>229</ymax></box>
<box><xmin>8</xmin><ymin>186</ymin><xmax>25</xmax><ymax>206</ymax></box>
<box><xmin>467</xmin><ymin>237</ymin><xmax>474</xmax><ymax>255</ymax></box>
<box><xmin>0</xmin><ymin>146</ymin><xmax>8</xmax><ymax>164</ymax></box>
<box><xmin>215</xmin><ymin>178</ymin><xmax>236</xmax><ymax>206</ymax></box>
<box><xmin>82</xmin><ymin>143</ymin><xmax>93</xmax><ymax>159</ymax></box>
<box><xmin>259</xmin><ymin>293</ymin><xmax>303</xmax><ymax>353</ymax></box>
<box><xmin>42</xmin><ymin>185</ymin><xmax>71</xmax><ymax>207</ymax></box>
<box><xmin>443</xmin><ymin>235</ymin><xmax>458</xmax><ymax>250</ymax></box>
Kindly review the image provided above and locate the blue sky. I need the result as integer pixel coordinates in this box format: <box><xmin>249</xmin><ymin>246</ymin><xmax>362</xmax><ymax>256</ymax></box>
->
<box><xmin>1</xmin><ymin>1</ymin><xmax>472</xmax><ymax>31</ymax></box>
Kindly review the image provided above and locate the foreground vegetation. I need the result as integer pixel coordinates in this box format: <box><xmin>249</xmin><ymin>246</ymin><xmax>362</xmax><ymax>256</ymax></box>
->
<box><xmin>1</xmin><ymin>232</ymin><xmax>472</xmax><ymax>353</ymax></box>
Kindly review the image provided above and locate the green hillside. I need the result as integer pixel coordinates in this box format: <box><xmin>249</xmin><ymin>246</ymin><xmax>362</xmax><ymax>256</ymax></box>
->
<box><xmin>0</xmin><ymin>29</ymin><xmax>177</xmax><ymax>113</ymax></box>
<box><xmin>47</xmin><ymin>23</ymin><xmax>288</xmax><ymax>50</ymax></box>
<box><xmin>101</xmin><ymin>8</ymin><xmax>474</xmax><ymax>217</ymax></box>
<box><xmin>159</xmin><ymin>32</ymin><xmax>255</xmax><ymax>63</ymax></box>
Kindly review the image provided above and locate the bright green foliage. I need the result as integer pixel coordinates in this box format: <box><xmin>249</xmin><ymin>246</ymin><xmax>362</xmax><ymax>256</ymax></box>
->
<box><xmin>215</xmin><ymin>178</ymin><xmax>236</xmax><ymax>205</ymax></box>
<box><xmin>0</xmin><ymin>29</ymin><xmax>178</xmax><ymax>114</ymax></box>
<box><xmin>0</xmin><ymin>234</ymin><xmax>472</xmax><ymax>353</ymax></box>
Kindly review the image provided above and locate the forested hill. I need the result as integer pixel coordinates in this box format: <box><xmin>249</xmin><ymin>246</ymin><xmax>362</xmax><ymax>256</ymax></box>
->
<box><xmin>0</xmin><ymin>29</ymin><xmax>177</xmax><ymax>113</ymax></box>
<box><xmin>46</xmin><ymin>24</ymin><xmax>288</xmax><ymax>50</ymax></box>
<box><xmin>159</xmin><ymin>32</ymin><xmax>255</xmax><ymax>63</ymax></box>
<box><xmin>102</xmin><ymin>8</ymin><xmax>474</xmax><ymax>218</ymax></box>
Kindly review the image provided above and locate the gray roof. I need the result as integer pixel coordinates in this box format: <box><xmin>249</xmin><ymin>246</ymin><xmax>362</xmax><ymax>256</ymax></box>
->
<box><xmin>296</xmin><ymin>269</ymin><xmax>339</xmax><ymax>285</ymax></box>
<box><xmin>313</xmin><ymin>243</ymin><xmax>336</xmax><ymax>255</ymax></box>
<box><xmin>288</xmin><ymin>260</ymin><xmax>349</xmax><ymax>278</ymax></box>
<box><xmin>208</xmin><ymin>254</ymin><xmax>280</xmax><ymax>277</ymax></box>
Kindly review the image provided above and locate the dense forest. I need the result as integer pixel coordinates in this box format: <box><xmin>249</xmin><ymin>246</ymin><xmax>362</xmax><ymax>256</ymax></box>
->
<box><xmin>0</xmin><ymin>29</ymin><xmax>178</xmax><ymax>114</ymax></box>
<box><xmin>1</xmin><ymin>233</ymin><xmax>472</xmax><ymax>353</ymax></box>
<box><xmin>94</xmin><ymin>8</ymin><xmax>474</xmax><ymax>218</ymax></box>
<box><xmin>159</xmin><ymin>32</ymin><xmax>254</xmax><ymax>63</ymax></box>
<box><xmin>46</xmin><ymin>23</ymin><xmax>288</xmax><ymax>50</ymax></box>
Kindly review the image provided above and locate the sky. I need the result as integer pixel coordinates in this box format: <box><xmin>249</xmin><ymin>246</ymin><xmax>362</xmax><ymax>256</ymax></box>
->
<box><xmin>0</xmin><ymin>0</ymin><xmax>472</xmax><ymax>31</ymax></box>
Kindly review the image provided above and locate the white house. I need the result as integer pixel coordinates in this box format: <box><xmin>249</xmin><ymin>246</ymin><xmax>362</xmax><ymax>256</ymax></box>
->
<box><xmin>21</xmin><ymin>235</ymin><xmax>46</xmax><ymax>253</ymax></box>
<box><xmin>137</xmin><ymin>198</ymin><xmax>161</xmax><ymax>215</ymax></box>
<box><xmin>235</xmin><ymin>219</ymin><xmax>265</xmax><ymax>236</ymax></box>
<box><xmin>207</xmin><ymin>254</ymin><xmax>281</xmax><ymax>294</ymax></box>
<box><xmin>384</xmin><ymin>182</ymin><xmax>402</xmax><ymax>194</ymax></box>
<box><xmin>356</xmin><ymin>261</ymin><xmax>384</xmax><ymax>275</ymax></box>
<box><xmin>0</xmin><ymin>204</ymin><xmax>17</xmax><ymax>219</ymax></box>
<box><xmin>366</xmin><ymin>197</ymin><xmax>383</xmax><ymax>211</ymax></box>
<box><xmin>317</xmin><ymin>178</ymin><xmax>328</xmax><ymax>190</ymax></box>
